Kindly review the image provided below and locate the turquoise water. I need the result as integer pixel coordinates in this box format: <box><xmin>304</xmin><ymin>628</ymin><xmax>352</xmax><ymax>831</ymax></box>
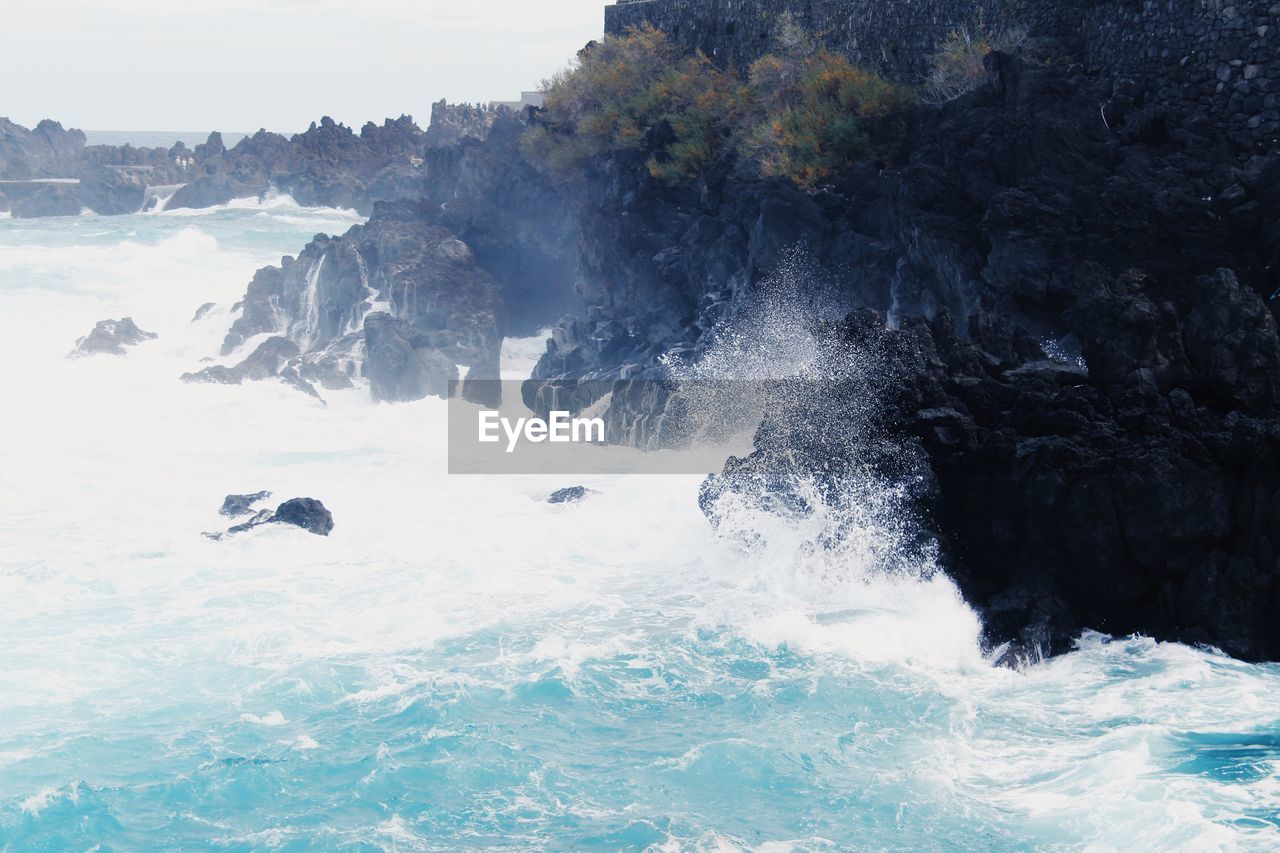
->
<box><xmin>1</xmin><ymin>202</ymin><xmax>1278</xmax><ymax>850</ymax></box>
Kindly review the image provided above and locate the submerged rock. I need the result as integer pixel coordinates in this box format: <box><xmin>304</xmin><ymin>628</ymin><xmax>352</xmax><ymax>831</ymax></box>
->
<box><xmin>548</xmin><ymin>486</ymin><xmax>598</xmax><ymax>504</ymax></box>
<box><xmin>181</xmin><ymin>336</ymin><xmax>323</xmax><ymax>401</ymax></box>
<box><xmin>70</xmin><ymin>317</ymin><xmax>157</xmax><ymax>357</ymax></box>
<box><xmin>272</xmin><ymin>498</ymin><xmax>335</xmax><ymax>535</ymax></box>
<box><xmin>205</xmin><ymin>497</ymin><xmax>334</xmax><ymax>539</ymax></box>
<box><xmin>219</xmin><ymin>490</ymin><xmax>272</xmax><ymax>517</ymax></box>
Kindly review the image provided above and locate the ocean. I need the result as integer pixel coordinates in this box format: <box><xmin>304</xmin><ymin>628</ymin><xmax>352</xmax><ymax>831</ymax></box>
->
<box><xmin>0</xmin><ymin>200</ymin><xmax>1277</xmax><ymax>849</ymax></box>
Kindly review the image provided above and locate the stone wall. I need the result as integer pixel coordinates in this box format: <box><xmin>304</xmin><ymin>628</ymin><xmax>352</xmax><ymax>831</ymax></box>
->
<box><xmin>605</xmin><ymin>0</ymin><xmax>1073</xmax><ymax>79</ymax></box>
<box><xmin>605</xmin><ymin>0</ymin><xmax>1280</xmax><ymax>149</ymax></box>
<box><xmin>1083</xmin><ymin>0</ymin><xmax>1278</xmax><ymax>151</ymax></box>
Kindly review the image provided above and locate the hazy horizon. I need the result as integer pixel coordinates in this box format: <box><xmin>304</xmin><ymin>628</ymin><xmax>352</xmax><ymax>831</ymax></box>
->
<box><xmin>5</xmin><ymin>0</ymin><xmax>604</xmax><ymax>133</ymax></box>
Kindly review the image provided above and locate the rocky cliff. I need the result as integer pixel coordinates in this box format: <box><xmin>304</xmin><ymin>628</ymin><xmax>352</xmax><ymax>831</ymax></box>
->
<box><xmin>171</xmin><ymin>26</ymin><xmax>1280</xmax><ymax>660</ymax></box>
<box><xmin>195</xmin><ymin>106</ymin><xmax>580</xmax><ymax>402</ymax></box>
<box><xmin>521</xmin><ymin>51</ymin><xmax>1280</xmax><ymax>662</ymax></box>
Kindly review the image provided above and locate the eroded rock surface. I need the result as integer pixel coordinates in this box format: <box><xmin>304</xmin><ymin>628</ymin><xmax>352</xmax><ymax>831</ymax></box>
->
<box><xmin>71</xmin><ymin>317</ymin><xmax>157</xmax><ymax>357</ymax></box>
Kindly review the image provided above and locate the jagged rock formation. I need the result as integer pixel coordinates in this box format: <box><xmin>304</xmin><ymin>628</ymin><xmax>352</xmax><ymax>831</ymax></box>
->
<box><xmin>70</xmin><ymin>317</ymin><xmax>157</xmax><ymax>357</ymax></box>
<box><xmin>526</xmin><ymin>51</ymin><xmax>1280</xmax><ymax>661</ymax></box>
<box><xmin>363</xmin><ymin>312</ymin><xmax>460</xmax><ymax>402</ymax></box>
<box><xmin>1</xmin><ymin>114</ymin><xmax>431</xmax><ymax>217</ymax></box>
<box><xmin>208</xmin><ymin>199</ymin><xmax>505</xmax><ymax>402</ymax></box>
<box><xmin>417</xmin><ymin>109</ymin><xmax>581</xmax><ymax>335</ymax></box>
<box><xmin>181</xmin><ymin>336</ymin><xmax>323</xmax><ymax>401</ymax></box>
<box><xmin>167</xmin><ymin>116</ymin><xmax>427</xmax><ymax>213</ymax></box>
<box><xmin>202</xmin><ymin>105</ymin><xmax>581</xmax><ymax>402</ymax></box>
<box><xmin>0</xmin><ymin>118</ymin><xmax>86</xmax><ymax>178</ymax></box>
<box><xmin>424</xmin><ymin>99</ymin><xmax>505</xmax><ymax>148</ymax></box>
<box><xmin>171</xmin><ymin>19</ymin><xmax>1277</xmax><ymax>659</ymax></box>
<box><xmin>2</xmin><ymin>117</ymin><xmax>200</xmax><ymax>216</ymax></box>
<box><xmin>220</xmin><ymin>491</ymin><xmax>273</xmax><ymax>517</ymax></box>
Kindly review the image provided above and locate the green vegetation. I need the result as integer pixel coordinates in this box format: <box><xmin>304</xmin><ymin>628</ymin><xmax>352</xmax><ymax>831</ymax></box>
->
<box><xmin>521</xmin><ymin>24</ymin><xmax>741</xmax><ymax>183</ymax></box>
<box><xmin>524</xmin><ymin>22</ymin><xmax>916</xmax><ymax>189</ymax></box>
<box><xmin>923</xmin><ymin>21</ymin><xmax>1029</xmax><ymax>105</ymax></box>
<box><xmin>740</xmin><ymin>19</ymin><xmax>915</xmax><ymax>186</ymax></box>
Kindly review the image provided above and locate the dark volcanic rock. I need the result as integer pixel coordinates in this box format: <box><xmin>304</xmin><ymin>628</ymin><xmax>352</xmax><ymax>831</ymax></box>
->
<box><xmin>548</xmin><ymin>486</ymin><xmax>598</xmax><ymax>504</ymax></box>
<box><xmin>220</xmin><ymin>490</ymin><xmax>272</xmax><ymax>517</ymax></box>
<box><xmin>13</xmin><ymin>185</ymin><xmax>83</xmax><ymax>218</ymax></box>
<box><xmin>700</xmin><ymin>303</ymin><xmax>1280</xmax><ymax>662</ymax></box>
<box><xmin>424</xmin><ymin>99</ymin><xmax>504</xmax><ymax>148</ymax></box>
<box><xmin>527</xmin><ymin>50</ymin><xmax>1280</xmax><ymax>661</ymax></box>
<box><xmin>71</xmin><ymin>317</ymin><xmax>157</xmax><ymax>357</ymax></box>
<box><xmin>182</xmin><ymin>336</ymin><xmax>301</xmax><ymax>385</ymax></box>
<box><xmin>363</xmin><ymin>312</ymin><xmax>458</xmax><ymax>402</ymax></box>
<box><xmin>181</xmin><ymin>336</ymin><xmax>323</xmax><ymax>401</ymax></box>
<box><xmin>206</xmin><ymin>103</ymin><xmax>581</xmax><ymax>407</ymax></box>
<box><xmin>1</xmin><ymin>119</ymin><xmax>206</xmax><ymax>216</ymax></box>
<box><xmin>78</xmin><ymin>169</ymin><xmax>147</xmax><ymax>216</ymax></box>
<box><xmin>272</xmin><ymin>498</ymin><xmax>334</xmax><ymax>535</ymax></box>
<box><xmin>419</xmin><ymin>109</ymin><xmax>581</xmax><ymax>335</ymax></box>
<box><xmin>205</xmin><ymin>496</ymin><xmax>334</xmax><ymax>538</ymax></box>
<box><xmin>0</xmin><ymin>118</ymin><xmax>86</xmax><ymax>179</ymax></box>
<box><xmin>168</xmin><ymin>116</ymin><xmax>427</xmax><ymax>214</ymax></box>
<box><xmin>217</xmin><ymin>198</ymin><xmax>507</xmax><ymax>403</ymax></box>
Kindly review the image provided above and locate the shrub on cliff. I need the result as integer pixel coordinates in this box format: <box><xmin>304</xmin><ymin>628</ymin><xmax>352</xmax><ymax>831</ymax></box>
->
<box><xmin>526</xmin><ymin>21</ymin><xmax>914</xmax><ymax>188</ymax></box>
<box><xmin>523</xmin><ymin>24</ymin><xmax>741</xmax><ymax>181</ymax></box>
<box><xmin>923</xmin><ymin>23</ymin><xmax>1028</xmax><ymax>104</ymax></box>
<box><xmin>742</xmin><ymin>26</ymin><xmax>915</xmax><ymax>187</ymax></box>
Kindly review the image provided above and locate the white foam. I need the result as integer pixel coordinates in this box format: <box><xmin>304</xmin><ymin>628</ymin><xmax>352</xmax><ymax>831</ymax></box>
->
<box><xmin>1</xmin><ymin>206</ymin><xmax>1278</xmax><ymax>849</ymax></box>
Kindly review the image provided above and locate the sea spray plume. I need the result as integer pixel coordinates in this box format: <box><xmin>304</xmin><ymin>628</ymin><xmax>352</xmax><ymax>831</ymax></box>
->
<box><xmin>643</xmin><ymin>250</ymin><xmax>850</xmax><ymax>448</ymax></box>
<box><xmin>692</xmin><ymin>259</ymin><xmax>944</xmax><ymax>588</ymax></box>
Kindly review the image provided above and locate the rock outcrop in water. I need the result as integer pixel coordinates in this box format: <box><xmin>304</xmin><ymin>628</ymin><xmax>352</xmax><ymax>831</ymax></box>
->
<box><xmin>71</xmin><ymin>317</ymin><xmax>157</xmax><ymax>357</ymax></box>
<box><xmin>205</xmin><ymin>104</ymin><xmax>581</xmax><ymax>402</ymax></box>
<box><xmin>2</xmin><ymin>117</ymin><xmax>199</xmax><ymax>216</ymax></box>
<box><xmin>520</xmin><ymin>51</ymin><xmax>1280</xmax><ymax>662</ymax></box>
<box><xmin>204</xmin><ymin>496</ymin><xmax>334</xmax><ymax>539</ymax></box>
<box><xmin>209</xmin><ymin>200</ymin><xmax>505</xmax><ymax>402</ymax></box>
<box><xmin>219</xmin><ymin>491</ymin><xmax>273</xmax><ymax>517</ymax></box>
<box><xmin>548</xmin><ymin>486</ymin><xmax>598</xmax><ymax>504</ymax></box>
<box><xmin>166</xmin><ymin>116</ymin><xmax>427</xmax><ymax>214</ymax></box>
<box><xmin>0</xmin><ymin>118</ymin><xmax>86</xmax><ymax>179</ymax></box>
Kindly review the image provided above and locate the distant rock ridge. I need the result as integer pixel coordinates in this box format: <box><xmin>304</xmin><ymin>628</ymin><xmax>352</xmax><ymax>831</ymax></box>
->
<box><xmin>167</xmin><ymin>115</ymin><xmax>429</xmax><ymax>213</ymax></box>
<box><xmin>0</xmin><ymin>113</ymin><xmax>433</xmax><ymax>217</ymax></box>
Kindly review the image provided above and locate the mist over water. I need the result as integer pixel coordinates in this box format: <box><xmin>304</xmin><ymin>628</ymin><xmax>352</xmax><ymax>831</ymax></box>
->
<box><xmin>1</xmin><ymin>203</ymin><xmax>1279</xmax><ymax>849</ymax></box>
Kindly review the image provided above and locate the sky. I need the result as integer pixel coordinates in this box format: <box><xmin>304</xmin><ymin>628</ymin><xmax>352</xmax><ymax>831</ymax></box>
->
<box><xmin>3</xmin><ymin>0</ymin><xmax>604</xmax><ymax>133</ymax></box>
